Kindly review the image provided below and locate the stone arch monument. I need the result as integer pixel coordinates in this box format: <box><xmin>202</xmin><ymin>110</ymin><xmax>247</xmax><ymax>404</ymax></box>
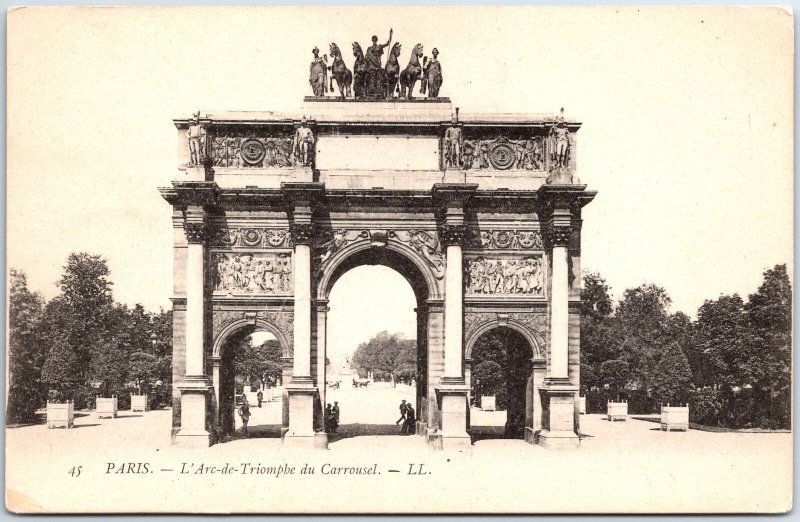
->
<box><xmin>160</xmin><ymin>78</ymin><xmax>595</xmax><ymax>450</ymax></box>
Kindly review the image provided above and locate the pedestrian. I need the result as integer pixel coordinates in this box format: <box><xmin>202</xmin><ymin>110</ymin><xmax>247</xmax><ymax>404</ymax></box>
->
<box><xmin>324</xmin><ymin>403</ymin><xmax>333</xmax><ymax>433</ymax></box>
<box><xmin>401</xmin><ymin>403</ymin><xmax>416</xmax><ymax>435</ymax></box>
<box><xmin>396</xmin><ymin>399</ymin><xmax>408</xmax><ymax>425</ymax></box>
<box><xmin>257</xmin><ymin>389</ymin><xmax>263</xmax><ymax>408</ymax></box>
<box><xmin>238</xmin><ymin>400</ymin><xmax>251</xmax><ymax>436</ymax></box>
<box><xmin>331</xmin><ymin>401</ymin><xmax>340</xmax><ymax>433</ymax></box>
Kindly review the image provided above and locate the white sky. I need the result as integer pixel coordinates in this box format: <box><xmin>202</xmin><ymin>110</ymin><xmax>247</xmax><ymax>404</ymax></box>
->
<box><xmin>7</xmin><ymin>7</ymin><xmax>793</xmax><ymax>322</ymax></box>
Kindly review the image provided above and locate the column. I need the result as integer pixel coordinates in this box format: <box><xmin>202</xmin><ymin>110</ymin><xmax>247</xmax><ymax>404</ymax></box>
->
<box><xmin>436</xmin><ymin>223</ymin><xmax>472</xmax><ymax>451</ymax></box>
<box><xmin>283</xmin><ymin>222</ymin><xmax>320</xmax><ymax>448</ymax></box>
<box><xmin>174</xmin><ymin>213</ymin><xmax>212</xmax><ymax>448</ymax></box>
<box><xmin>537</xmin><ymin>219</ymin><xmax>579</xmax><ymax>449</ymax></box>
<box><xmin>549</xmin><ymin>226</ymin><xmax>571</xmax><ymax>379</ymax></box>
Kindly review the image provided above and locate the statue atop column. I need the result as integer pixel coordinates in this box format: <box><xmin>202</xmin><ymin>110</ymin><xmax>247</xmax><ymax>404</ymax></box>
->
<box><xmin>421</xmin><ymin>47</ymin><xmax>443</xmax><ymax>98</ymax></box>
<box><xmin>444</xmin><ymin>112</ymin><xmax>463</xmax><ymax>169</ymax></box>
<box><xmin>187</xmin><ymin>111</ymin><xmax>207</xmax><ymax>166</ymax></box>
<box><xmin>548</xmin><ymin>108</ymin><xmax>571</xmax><ymax>169</ymax></box>
<box><xmin>364</xmin><ymin>28</ymin><xmax>392</xmax><ymax>98</ymax></box>
<box><xmin>293</xmin><ymin>117</ymin><xmax>315</xmax><ymax>166</ymax></box>
<box><xmin>309</xmin><ymin>47</ymin><xmax>328</xmax><ymax>97</ymax></box>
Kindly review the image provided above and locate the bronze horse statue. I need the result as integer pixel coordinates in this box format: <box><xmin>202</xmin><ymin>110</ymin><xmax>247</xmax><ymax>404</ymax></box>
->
<box><xmin>399</xmin><ymin>43</ymin><xmax>424</xmax><ymax>99</ymax></box>
<box><xmin>328</xmin><ymin>43</ymin><xmax>352</xmax><ymax>99</ymax></box>
<box><xmin>352</xmin><ymin>42</ymin><xmax>367</xmax><ymax>99</ymax></box>
<box><xmin>384</xmin><ymin>42</ymin><xmax>402</xmax><ymax>99</ymax></box>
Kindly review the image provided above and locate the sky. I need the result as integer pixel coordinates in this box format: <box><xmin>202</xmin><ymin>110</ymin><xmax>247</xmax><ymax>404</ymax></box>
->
<box><xmin>7</xmin><ymin>7</ymin><xmax>793</xmax><ymax>350</ymax></box>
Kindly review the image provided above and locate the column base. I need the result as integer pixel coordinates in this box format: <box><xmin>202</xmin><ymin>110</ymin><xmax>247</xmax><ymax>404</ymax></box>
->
<box><xmin>175</xmin><ymin>429</ymin><xmax>213</xmax><ymax>449</ymax></box>
<box><xmin>174</xmin><ymin>375</ymin><xmax>212</xmax><ymax>449</ymax></box>
<box><xmin>283</xmin><ymin>381</ymin><xmax>322</xmax><ymax>448</ymax></box>
<box><xmin>537</xmin><ymin>430</ymin><xmax>579</xmax><ymax>449</ymax></box>
<box><xmin>538</xmin><ymin>379</ymin><xmax>579</xmax><ymax>450</ymax></box>
<box><xmin>436</xmin><ymin>384</ymin><xmax>472</xmax><ymax>452</ymax></box>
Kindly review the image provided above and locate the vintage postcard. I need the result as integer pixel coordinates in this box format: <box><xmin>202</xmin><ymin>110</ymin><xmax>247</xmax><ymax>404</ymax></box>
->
<box><xmin>5</xmin><ymin>6</ymin><xmax>793</xmax><ymax>514</ymax></box>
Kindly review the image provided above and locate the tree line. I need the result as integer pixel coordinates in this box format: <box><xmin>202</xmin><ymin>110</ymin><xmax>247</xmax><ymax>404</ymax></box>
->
<box><xmin>7</xmin><ymin>253</ymin><xmax>173</xmax><ymax>423</ymax></box>
<box><xmin>581</xmin><ymin>264</ymin><xmax>791</xmax><ymax>429</ymax></box>
<box><xmin>350</xmin><ymin>331</ymin><xmax>416</xmax><ymax>384</ymax></box>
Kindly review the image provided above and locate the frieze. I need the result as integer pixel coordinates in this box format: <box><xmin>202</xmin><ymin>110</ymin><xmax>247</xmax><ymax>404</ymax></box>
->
<box><xmin>210</xmin><ymin>227</ymin><xmax>293</xmax><ymax>249</ymax></box>
<box><xmin>466</xmin><ymin>229</ymin><xmax>543</xmax><ymax>250</ymax></box>
<box><xmin>388</xmin><ymin>229</ymin><xmax>445</xmax><ymax>279</ymax></box>
<box><xmin>209</xmin><ymin>121</ymin><xmax>315</xmax><ymax>168</ymax></box>
<box><xmin>212</xmin><ymin>252</ymin><xmax>293</xmax><ymax>295</ymax></box>
<box><xmin>212</xmin><ymin>310</ymin><xmax>294</xmax><ymax>355</ymax></box>
<box><xmin>461</xmin><ymin>136</ymin><xmax>546</xmax><ymax>171</ymax></box>
<box><xmin>464</xmin><ymin>255</ymin><xmax>544</xmax><ymax>296</ymax></box>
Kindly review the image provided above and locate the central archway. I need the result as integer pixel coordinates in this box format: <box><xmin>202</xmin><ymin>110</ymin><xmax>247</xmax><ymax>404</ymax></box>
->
<box><xmin>315</xmin><ymin>241</ymin><xmax>440</xmax><ymax>442</ymax></box>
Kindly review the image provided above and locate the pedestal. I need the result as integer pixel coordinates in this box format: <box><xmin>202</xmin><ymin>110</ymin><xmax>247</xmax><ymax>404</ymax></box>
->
<box><xmin>538</xmin><ymin>379</ymin><xmax>579</xmax><ymax>449</ymax></box>
<box><xmin>436</xmin><ymin>383</ymin><xmax>472</xmax><ymax>451</ymax></box>
<box><xmin>175</xmin><ymin>376</ymin><xmax>212</xmax><ymax>449</ymax></box>
<box><xmin>283</xmin><ymin>382</ymin><xmax>321</xmax><ymax>449</ymax></box>
<box><xmin>442</xmin><ymin>169</ymin><xmax>466</xmax><ymax>184</ymax></box>
<box><xmin>291</xmin><ymin>166</ymin><xmax>314</xmax><ymax>182</ymax></box>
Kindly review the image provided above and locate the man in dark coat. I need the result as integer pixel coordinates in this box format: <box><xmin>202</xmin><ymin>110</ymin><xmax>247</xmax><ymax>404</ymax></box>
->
<box><xmin>401</xmin><ymin>403</ymin><xmax>416</xmax><ymax>435</ymax></box>
<box><xmin>396</xmin><ymin>399</ymin><xmax>408</xmax><ymax>425</ymax></box>
<box><xmin>331</xmin><ymin>402</ymin><xmax>340</xmax><ymax>433</ymax></box>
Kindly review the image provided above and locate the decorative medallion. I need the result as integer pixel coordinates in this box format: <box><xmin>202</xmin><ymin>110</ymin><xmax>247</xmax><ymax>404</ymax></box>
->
<box><xmin>489</xmin><ymin>141</ymin><xmax>516</xmax><ymax>170</ymax></box>
<box><xmin>240</xmin><ymin>138</ymin><xmax>267</xmax><ymax>166</ymax></box>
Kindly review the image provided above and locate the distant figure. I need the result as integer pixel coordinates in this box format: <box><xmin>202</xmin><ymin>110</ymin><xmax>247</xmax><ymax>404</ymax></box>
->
<box><xmin>257</xmin><ymin>390</ymin><xmax>263</xmax><ymax>408</ymax></box>
<box><xmin>396</xmin><ymin>399</ymin><xmax>408</xmax><ymax>425</ymax></box>
<box><xmin>238</xmin><ymin>400</ymin><xmax>251</xmax><ymax>436</ymax></box>
<box><xmin>401</xmin><ymin>403</ymin><xmax>416</xmax><ymax>435</ymax></box>
<box><xmin>331</xmin><ymin>401</ymin><xmax>340</xmax><ymax>433</ymax></box>
<box><xmin>325</xmin><ymin>403</ymin><xmax>333</xmax><ymax>433</ymax></box>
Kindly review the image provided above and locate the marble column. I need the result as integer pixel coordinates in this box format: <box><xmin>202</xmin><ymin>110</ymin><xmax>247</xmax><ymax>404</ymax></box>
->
<box><xmin>175</xmin><ymin>216</ymin><xmax>212</xmax><ymax>448</ymax></box>
<box><xmin>283</xmin><ymin>223</ymin><xmax>319</xmax><ymax>448</ymax></box>
<box><xmin>437</xmin><ymin>224</ymin><xmax>472</xmax><ymax>451</ymax></box>
<box><xmin>538</xmin><ymin>222</ymin><xmax>579</xmax><ymax>449</ymax></box>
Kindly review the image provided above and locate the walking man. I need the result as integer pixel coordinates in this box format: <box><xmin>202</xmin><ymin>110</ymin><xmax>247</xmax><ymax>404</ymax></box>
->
<box><xmin>324</xmin><ymin>403</ymin><xmax>333</xmax><ymax>433</ymax></box>
<box><xmin>396</xmin><ymin>399</ymin><xmax>408</xmax><ymax>425</ymax></box>
<box><xmin>257</xmin><ymin>389</ymin><xmax>263</xmax><ymax>408</ymax></box>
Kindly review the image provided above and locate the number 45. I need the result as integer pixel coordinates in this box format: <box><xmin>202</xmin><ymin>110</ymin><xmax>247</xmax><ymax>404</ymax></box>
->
<box><xmin>68</xmin><ymin>466</ymin><xmax>82</xmax><ymax>478</ymax></box>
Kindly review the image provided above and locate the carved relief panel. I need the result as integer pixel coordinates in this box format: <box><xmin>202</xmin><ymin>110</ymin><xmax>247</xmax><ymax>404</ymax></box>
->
<box><xmin>209</xmin><ymin>127</ymin><xmax>304</xmax><ymax>168</ymax></box>
<box><xmin>210</xmin><ymin>227</ymin><xmax>293</xmax><ymax>249</ymax></box>
<box><xmin>466</xmin><ymin>229</ymin><xmax>544</xmax><ymax>250</ymax></box>
<box><xmin>212</xmin><ymin>252</ymin><xmax>293</xmax><ymax>296</ymax></box>
<box><xmin>464</xmin><ymin>255</ymin><xmax>545</xmax><ymax>297</ymax></box>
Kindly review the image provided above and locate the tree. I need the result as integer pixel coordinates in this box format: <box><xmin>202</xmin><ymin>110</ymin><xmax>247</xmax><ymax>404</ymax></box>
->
<box><xmin>7</xmin><ymin>270</ymin><xmax>46</xmax><ymax>423</ymax></box>
<box><xmin>745</xmin><ymin>264</ymin><xmax>792</xmax><ymax>428</ymax></box>
<box><xmin>650</xmin><ymin>342</ymin><xmax>692</xmax><ymax>405</ymax></box>
<box><xmin>616</xmin><ymin>284</ymin><xmax>672</xmax><ymax>392</ymax></box>
<box><xmin>351</xmin><ymin>331</ymin><xmax>416</xmax><ymax>382</ymax></box>
<box><xmin>580</xmin><ymin>272</ymin><xmax>620</xmax><ymax>391</ymax></box>
<box><xmin>234</xmin><ymin>337</ymin><xmax>283</xmax><ymax>389</ymax></box>
<box><xmin>599</xmin><ymin>359</ymin><xmax>630</xmax><ymax>397</ymax></box>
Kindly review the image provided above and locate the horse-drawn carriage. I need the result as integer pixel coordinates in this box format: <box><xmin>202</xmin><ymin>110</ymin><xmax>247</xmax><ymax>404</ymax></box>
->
<box><xmin>352</xmin><ymin>378</ymin><xmax>370</xmax><ymax>388</ymax></box>
<box><xmin>328</xmin><ymin>380</ymin><xmax>340</xmax><ymax>389</ymax></box>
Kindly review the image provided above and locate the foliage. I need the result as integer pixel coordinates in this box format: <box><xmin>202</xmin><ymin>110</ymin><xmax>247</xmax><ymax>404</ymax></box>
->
<box><xmin>580</xmin><ymin>265</ymin><xmax>791</xmax><ymax>429</ymax></box>
<box><xmin>351</xmin><ymin>331</ymin><xmax>416</xmax><ymax>381</ymax></box>
<box><xmin>471</xmin><ymin>328</ymin><xmax>532</xmax><ymax>410</ymax></box>
<box><xmin>234</xmin><ymin>337</ymin><xmax>283</xmax><ymax>388</ymax></box>
<box><xmin>649</xmin><ymin>342</ymin><xmax>692</xmax><ymax>405</ymax></box>
<box><xmin>7</xmin><ymin>270</ymin><xmax>46</xmax><ymax>423</ymax></box>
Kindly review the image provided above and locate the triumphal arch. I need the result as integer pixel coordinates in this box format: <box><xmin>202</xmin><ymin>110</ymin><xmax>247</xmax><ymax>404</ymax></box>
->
<box><xmin>160</xmin><ymin>44</ymin><xmax>594</xmax><ymax>450</ymax></box>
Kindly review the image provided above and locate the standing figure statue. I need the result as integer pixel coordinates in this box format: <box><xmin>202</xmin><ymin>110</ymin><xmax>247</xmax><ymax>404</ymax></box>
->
<box><xmin>187</xmin><ymin>111</ymin><xmax>207</xmax><ymax>166</ymax></box>
<box><xmin>352</xmin><ymin>42</ymin><xmax>368</xmax><ymax>99</ymax></box>
<box><xmin>549</xmin><ymin>111</ymin><xmax>571</xmax><ymax>168</ymax></box>
<box><xmin>328</xmin><ymin>43</ymin><xmax>352</xmax><ymax>99</ymax></box>
<box><xmin>399</xmin><ymin>43</ymin><xmax>424</xmax><ymax>99</ymax></box>
<box><xmin>384</xmin><ymin>42</ymin><xmax>402</xmax><ymax>99</ymax></box>
<box><xmin>421</xmin><ymin>47</ymin><xmax>443</xmax><ymax>98</ymax></box>
<box><xmin>444</xmin><ymin>115</ymin><xmax>463</xmax><ymax>169</ymax></box>
<box><xmin>364</xmin><ymin>29</ymin><xmax>393</xmax><ymax>98</ymax></box>
<box><xmin>309</xmin><ymin>47</ymin><xmax>328</xmax><ymax>97</ymax></box>
<box><xmin>293</xmin><ymin>117</ymin><xmax>315</xmax><ymax>166</ymax></box>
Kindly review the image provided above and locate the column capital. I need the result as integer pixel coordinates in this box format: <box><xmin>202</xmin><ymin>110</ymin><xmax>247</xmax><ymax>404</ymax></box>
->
<box><xmin>184</xmin><ymin>222</ymin><xmax>209</xmax><ymax>244</ymax></box>
<box><xmin>290</xmin><ymin>223</ymin><xmax>315</xmax><ymax>245</ymax></box>
<box><xmin>439</xmin><ymin>224</ymin><xmax>468</xmax><ymax>247</ymax></box>
<box><xmin>547</xmin><ymin>225</ymin><xmax>573</xmax><ymax>247</ymax></box>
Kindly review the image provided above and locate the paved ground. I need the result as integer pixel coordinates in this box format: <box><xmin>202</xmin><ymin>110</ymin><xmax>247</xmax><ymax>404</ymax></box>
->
<box><xmin>5</xmin><ymin>386</ymin><xmax>792</xmax><ymax>514</ymax></box>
